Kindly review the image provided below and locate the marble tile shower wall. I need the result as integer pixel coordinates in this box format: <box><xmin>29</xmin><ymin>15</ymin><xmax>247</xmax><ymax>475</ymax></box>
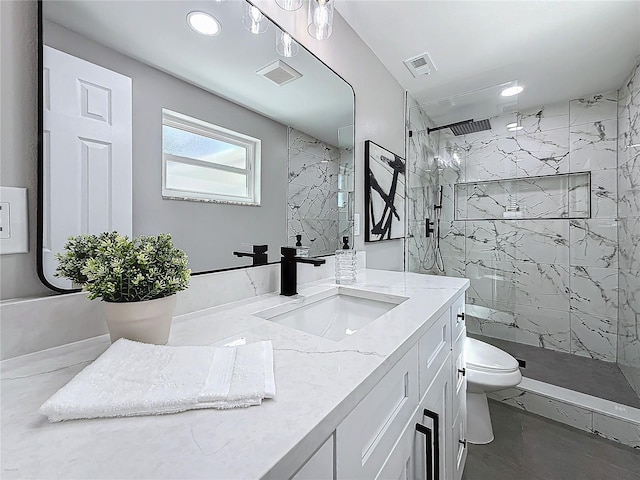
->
<box><xmin>411</xmin><ymin>92</ymin><xmax>621</xmax><ymax>362</ymax></box>
<box><xmin>406</xmin><ymin>95</ymin><xmax>441</xmax><ymax>275</ymax></box>
<box><xmin>617</xmin><ymin>61</ymin><xmax>640</xmax><ymax>396</ymax></box>
<box><xmin>287</xmin><ymin>128</ymin><xmax>341</xmax><ymax>256</ymax></box>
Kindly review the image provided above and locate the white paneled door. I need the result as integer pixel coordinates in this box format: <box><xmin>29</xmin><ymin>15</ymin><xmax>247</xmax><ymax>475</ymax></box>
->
<box><xmin>43</xmin><ymin>46</ymin><xmax>132</xmax><ymax>289</ymax></box>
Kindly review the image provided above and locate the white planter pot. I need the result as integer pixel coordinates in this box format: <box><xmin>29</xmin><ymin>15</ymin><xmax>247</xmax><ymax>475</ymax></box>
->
<box><xmin>103</xmin><ymin>295</ymin><xmax>177</xmax><ymax>345</ymax></box>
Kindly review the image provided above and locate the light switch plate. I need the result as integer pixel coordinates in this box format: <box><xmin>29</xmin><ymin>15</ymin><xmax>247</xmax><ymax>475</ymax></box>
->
<box><xmin>354</xmin><ymin>213</ymin><xmax>361</xmax><ymax>236</ymax></box>
<box><xmin>0</xmin><ymin>187</ymin><xmax>28</xmax><ymax>254</ymax></box>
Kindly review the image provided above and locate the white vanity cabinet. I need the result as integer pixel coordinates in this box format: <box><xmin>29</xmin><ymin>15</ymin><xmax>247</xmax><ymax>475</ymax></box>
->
<box><xmin>326</xmin><ymin>294</ymin><xmax>467</xmax><ymax>480</ymax></box>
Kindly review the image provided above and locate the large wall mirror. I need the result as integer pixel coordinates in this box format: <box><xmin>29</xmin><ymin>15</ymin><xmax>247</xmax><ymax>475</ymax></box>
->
<box><xmin>38</xmin><ymin>0</ymin><xmax>355</xmax><ymax>291</ymax></box>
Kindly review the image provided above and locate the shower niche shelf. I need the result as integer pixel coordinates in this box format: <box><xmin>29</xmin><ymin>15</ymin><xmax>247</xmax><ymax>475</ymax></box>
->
<box><xmin>454</xmin><ymin>172</ymin><xmax>591</xmax><ymax>221</ymax></box>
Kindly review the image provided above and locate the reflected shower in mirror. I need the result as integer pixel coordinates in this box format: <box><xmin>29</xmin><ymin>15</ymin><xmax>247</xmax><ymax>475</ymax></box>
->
<box><xmin>39</xmin><ymin>0</ymin><xmax>354</xmax><ymax>291</ymax></box>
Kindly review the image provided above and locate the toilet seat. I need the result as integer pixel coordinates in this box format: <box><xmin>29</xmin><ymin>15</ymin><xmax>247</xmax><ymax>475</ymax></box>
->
<box><xmin>466</xmin><ymin>337</ymin><xmax>519</xmax><ymax>373</ymax></box>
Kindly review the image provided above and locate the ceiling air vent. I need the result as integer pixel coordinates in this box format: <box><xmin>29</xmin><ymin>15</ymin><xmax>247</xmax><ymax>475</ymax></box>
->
<box><xmin>256</xmin><ymin>60</ymin><xmax>302</xmax><ymax>86</ymax></box>
<box><xmin>404</xmin><ymin>52</ymin><xmax>437</xmax><ymax>78</ymax></box>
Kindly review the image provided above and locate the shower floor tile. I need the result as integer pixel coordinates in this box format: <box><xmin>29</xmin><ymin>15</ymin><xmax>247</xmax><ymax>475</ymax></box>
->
<box><xmin>462</xmin><ymin>400</ymin><xmax>640</xmax><ymax>480</ymax></box>
<box><xmin>469</xmin><ymin>333</ymin><xmax>640</xmax><ymax>408</ymax></box>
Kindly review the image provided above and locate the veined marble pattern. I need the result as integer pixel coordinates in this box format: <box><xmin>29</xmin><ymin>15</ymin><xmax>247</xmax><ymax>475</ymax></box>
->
<box><xmin>570</xmin><ymin>312</ymin><xmax>617</xmax><ymax>362</ymax></box>
<box><xmin>589</xmin><ymin>168</ymin><xmax>618</xmax><ymax>218</ymax></box>
<box><xmin>519</xmin><ymin>102</ymin><xmax>569</xmax><ymax>135</ymax></box>
<box><xmin>593</xmin><ymin>413</ymin><xmax>640</xmax><ymax>449</ymax></box>
<box><xmin>463</xmin><ymin>135</ymin><xmax>518</xmax><ymax>182</ymax></box>
<box><xmin>569</xmin><ymin>119</ymin><xmax>617</xmax><ymax>172</ymax></box>
<box><xmin>512</xmin><ymin>261</ymin><xmax>571</xmax><ymax>311</ymax></box>
<box><xmin>618</xmin><ymin>165</ymin><xmax>640</xmax><ymax>218</ymax></box>
<box><xmin>465</xmin><ymin>260</ymin><xmax>516</xmax><ymax>308</ymax></box>
<box><xmin>438</xmin><ymin>220</ymin><xmax>465</xmax><ymax>259</ymax></box>
<box><xmin>287</xmin><ymin>128</ymin><xmax>345</xmax><ymax>256</ymax></box>
<box><xmin>466</xmin><ymin>302</ymin><xmax>570</xmax><ymax>352</ymax></box>
<box><xmin>513</xmin><ymin>220</ymin><xmax>570</xmax><ymax>264</ymax></box>
<box><xmin>513</xmin><ymin>127</ymin><xmax>570</xmax><ymax>177</ymax></box>
<box><xmin>569</xmin><ymin>219</ymin><xmax>618</xmax><ymax>268</ymax></box>
<box><xmin>570</xmin><ymin>266</ymin><xmax>618</xmax><ymax>319</ymax></box>
<box><xmin>617</xmin><ymin>61</ymin><xmax>640</xmax><ymax>397</ymax></box>
<box><xmin>465</xmin><ymin>221</ymin><xmax>519</xmax><ymax>261</ymax></box>
<box><xmin>489</xmin><ymin>388</ymin><xmax>593</xmax><ymax>432</ymax></box>
<box><xmin>569</xmin><ymin>91</ymin><xmax>618</xmax><ymax>126</ymax></box>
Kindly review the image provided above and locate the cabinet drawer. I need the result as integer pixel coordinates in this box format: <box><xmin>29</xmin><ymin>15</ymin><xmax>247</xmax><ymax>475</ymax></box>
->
<box><xmin>336</xmin><ymin>345</ymin><xmax>419</xmax><ymax>479</ymax></box>
<box><xmin>291</xmin><ymin>435</ymin><xmax>334</xmax><ymax>480</ymax></box>
<box><xmin>452</xmin><ymin>328</ymin><xmax>466</xmax><ymax>417</ymax></box>
<box><xmin>451</xmin><ymin>295</ymin><xmax>465</xmax><ymax>344</ymax></box>
<box><xmin>451</xmin><ymin>409</ymin><xmax>468</xmax><ymax>480</ymax></box>
<box><xmin>418</xmin><ymin>309</ymin><xmax>450</xmax><ymax>399</ymax></box>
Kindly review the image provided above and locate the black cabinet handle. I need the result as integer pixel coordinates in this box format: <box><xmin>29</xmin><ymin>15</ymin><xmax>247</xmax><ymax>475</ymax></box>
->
<box><xmin>415</xmin><ymin>423</ymin><xmax>433</xmax><ymax>480</ymax></box>
<box><xmin>424</xmin><ymin>409</ymin><xmax>440</xmax><ymax>480</ymax></box>
<box><xmin>459</xmin><ymin>439</ymin><xmax>467</xmax><ymax>448</ymax></box>
<box><xmin>457</xmin><ymin>312</ymin><xmax>465</xmax><ymax>321</ymax></box>
<box><xmin>458</xmin><ymin>368</ymin><xmax>466</xmax><ymax>377</ymax></box>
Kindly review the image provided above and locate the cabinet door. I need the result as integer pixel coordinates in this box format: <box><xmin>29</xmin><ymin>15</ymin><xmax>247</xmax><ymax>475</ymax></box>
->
<box><xmin>336</xmin><ymin>346</ymin><xmax>419</xmax><ymax>479</ymax></box>
<box><xmin>291</xmin><ymin>435</ymin><xmax>334</xmax><ymax>480</ymax></box>
<box><xmin>416</xmin><ymin>356</ymin><xmax>451</xmax><ymax>480</ymax></box>
<box><xmin>452</xmin><ymin>328</ymin><xmax>466</xmax><ymax>418</ymax></box>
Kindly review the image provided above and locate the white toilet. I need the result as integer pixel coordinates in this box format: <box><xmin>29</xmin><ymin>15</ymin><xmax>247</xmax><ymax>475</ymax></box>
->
<box><xmin>465</xmin><ymin>337</ymin><xmax>522</xmax><ymax>444</ymax></box>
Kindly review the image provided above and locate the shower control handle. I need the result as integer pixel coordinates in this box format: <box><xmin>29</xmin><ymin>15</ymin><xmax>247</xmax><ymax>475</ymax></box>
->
<box><xmin>426</xmin><ymin>218</ymin><xmax>435</xmax><ymax>238</ymax></box>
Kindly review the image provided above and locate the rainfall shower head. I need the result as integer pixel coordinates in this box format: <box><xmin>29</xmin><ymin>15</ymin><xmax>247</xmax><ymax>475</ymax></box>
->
<box><xmin>427</xmin><ymin>118</ymin><xmax>492</xmax><ymax>136</ymax></box>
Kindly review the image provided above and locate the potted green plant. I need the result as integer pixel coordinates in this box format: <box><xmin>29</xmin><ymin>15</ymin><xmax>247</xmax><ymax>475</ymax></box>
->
<box><xmin>55</xmin><ymin>232</ymin><xmax>191</xmax><ymax>344</ymax></box>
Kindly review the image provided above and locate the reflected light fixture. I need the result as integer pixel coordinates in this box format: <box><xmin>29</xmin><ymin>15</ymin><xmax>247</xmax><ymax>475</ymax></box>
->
<box><xmin>243</xmin><ymin>2</ymin><xmax>268</xmax><ymax>34</ymax></box>
<box><xmin>501</xmin><ymin>85</ymin><xmax>524</xmax><ymax>97</ymax></box>
<box><xmin>186</xmin><ymin>11</ymin><xmax>221</xmax><ymax>36</ymax></box>
<box><xmin>276</xmin><ymin>0</ymin><xmax>303</xmax><ymax>11</ymax></box>
<box><xmin>308</xmin><ymin>0</ymin><xmax>334</xmax><ymax>40</ymax></box>
<box><xmin>276</xmin><ymin>29</ymin><xmax>300</xmax><ymax>57</ymax></box>
<box><xmin>506</xmin><ymin>122</ymin><xmax>523</xmax><ymax>131</ymax></box>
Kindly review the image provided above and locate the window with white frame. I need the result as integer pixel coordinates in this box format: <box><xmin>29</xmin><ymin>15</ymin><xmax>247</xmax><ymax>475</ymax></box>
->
<box><xmin>161</xmin><ymin>109</ymin><xmax>261</xmax><ymax>205</ymax></box>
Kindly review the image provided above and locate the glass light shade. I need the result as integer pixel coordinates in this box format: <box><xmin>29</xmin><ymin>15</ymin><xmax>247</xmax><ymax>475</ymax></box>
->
<box><xmin>242</xmin><ymin>2</ymin><xmax>268</xmax><ymax>34</ymax></box>
<box><xmin>307</xmin><ymin>0</ymin><xmax>333</xmax><ymax>40</ymax></box>
<box><xmin>276</xmin><ymin>30</ymin><xmax>299</xmax><ymax>57</ymax></box>
<box><xmin>276</xmin><ymin>0</ymin><xmax>303</xmax><ymax>11</ymax></box>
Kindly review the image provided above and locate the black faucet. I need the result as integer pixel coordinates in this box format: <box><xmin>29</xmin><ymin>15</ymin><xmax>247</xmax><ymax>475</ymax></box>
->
<box><xmin>280</xmin><ymin>246</ymin><xmax>325</xmax><ymax>296</ymax></box>
<box><xmin>233</xmin><ymin>245</ymin><xmax>268</xmax><ymax>266</ymax></box>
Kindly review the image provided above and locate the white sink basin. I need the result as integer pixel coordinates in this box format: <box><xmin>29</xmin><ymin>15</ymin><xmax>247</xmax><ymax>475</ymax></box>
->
<box><xmin>253</xmin><ymin>288</ymin><xmax>407</xmax><ymax>342</ymax></box>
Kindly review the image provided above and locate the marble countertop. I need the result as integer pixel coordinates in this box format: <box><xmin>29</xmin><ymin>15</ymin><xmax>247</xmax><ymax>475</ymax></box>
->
<box><xmin>1</xmin><ymin>269</ymin><xmax>468</xmax><ymax>479</ymax></box>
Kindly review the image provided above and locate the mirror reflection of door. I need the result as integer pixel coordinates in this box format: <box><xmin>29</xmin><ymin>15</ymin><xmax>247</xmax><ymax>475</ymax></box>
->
<box><xmin>43</xmin><ymin>46</ymin><xmax>133</xmax><ymax>289</ymax></box>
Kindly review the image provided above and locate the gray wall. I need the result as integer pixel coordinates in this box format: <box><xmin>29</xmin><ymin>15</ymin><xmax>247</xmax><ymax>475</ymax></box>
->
<box><xmin>254</xmin><ymin>1</ymin><xmax>406</xmax><ymax>272</ymax></box>
<box><xmin>44</xmin><ymin>21</ymin><xmax>288</xmax><ymax>274</ymax></box>
<box><xmin>0</xmin><ymin>0</ymin><xmax>406</xmax><ymax>300</ymax></box>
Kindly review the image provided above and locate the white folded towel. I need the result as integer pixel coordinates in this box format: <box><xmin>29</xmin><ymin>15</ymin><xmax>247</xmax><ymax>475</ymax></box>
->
<box><xmin>39</xmin><ymin>338</ymin><xmax>276</xmax><ymax>422</ymax></box>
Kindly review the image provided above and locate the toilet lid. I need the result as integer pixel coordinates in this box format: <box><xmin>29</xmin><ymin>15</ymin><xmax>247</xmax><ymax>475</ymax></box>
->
<box><xmin>465</xmin><ymin>337</ymin><xmax>519</xmax><ymax>372</ymax></box>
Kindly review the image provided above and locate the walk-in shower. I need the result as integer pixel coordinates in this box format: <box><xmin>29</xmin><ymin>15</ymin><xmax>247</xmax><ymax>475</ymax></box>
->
<box><xmin>405</xmin><ymin>69</ymin><xmax>640</xmax><ymax>446</ymax></box>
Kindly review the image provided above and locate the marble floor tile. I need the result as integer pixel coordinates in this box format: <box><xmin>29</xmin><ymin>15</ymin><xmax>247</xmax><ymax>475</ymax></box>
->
<box><xmin>569</xmin><ymin>219</ymin><xmax>618</xmax><ymax>268</ymax></box>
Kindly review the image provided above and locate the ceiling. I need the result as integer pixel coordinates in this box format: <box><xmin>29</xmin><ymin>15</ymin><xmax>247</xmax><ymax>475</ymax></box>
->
<box><xmin>44</xmin><ymin>1</ymin><xmax>354</xmax><ymax>147</ymax></box>
<box><xmin>337</xmin><ymin>0</ymin><xmax>640</xmax><ymax>121</ymax></box>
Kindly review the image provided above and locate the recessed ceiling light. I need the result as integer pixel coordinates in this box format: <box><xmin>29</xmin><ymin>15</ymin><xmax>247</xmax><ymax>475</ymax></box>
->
<box><xmin>187</xmin><ymin>11</ymin><xmax>221</xmax><ymax>36</ymax></box>
<box><xmin>506</xmin><ymin>122</ymin><xmax>523</xmax><ymax>131</ymax></box>
<box><xmin>501</xmin><ymin>86</ymin><xmax>524</xmax><ymax>97</ymax></box>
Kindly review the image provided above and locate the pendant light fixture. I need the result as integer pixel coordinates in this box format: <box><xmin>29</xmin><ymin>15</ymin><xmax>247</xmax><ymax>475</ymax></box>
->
<box><xmin>242</xmin><ymin>2</ymin><xmax>268</xmax><ymax>34</ymax></box>
<box><xmin>307</xmin><ymin>0</ymin><xmax>333</xmax><ymax>40</ymax></box>
<box><xmin>276</xmin><ymin>0</ymin><xmax>303</xmax><ymax>11</ymax></box>
<box><xmin>276</xmin><ymin>29</ymin><xmax>300</xmax><ymax>57</ymax></box>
